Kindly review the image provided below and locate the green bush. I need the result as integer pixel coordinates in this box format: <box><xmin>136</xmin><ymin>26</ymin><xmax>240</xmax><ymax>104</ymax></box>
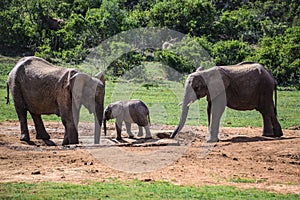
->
<box><xmin>248</xmin><ymin>26</ymin><xmax>300</xmax><ymax>88</ymax></box>
<box><xmin>0</xmin><ymin>0</ymin><xmax>299</xmax><ymax>88</ymax></box>
<box><xmin>212</xmin><ymin>40</ymin><xmax>254</xmax><ymax>66</ymax></box>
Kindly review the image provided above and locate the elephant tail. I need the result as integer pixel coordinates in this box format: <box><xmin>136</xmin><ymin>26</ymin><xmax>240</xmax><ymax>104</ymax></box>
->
<box><xmin>274</xmin><ymin>83</ymin><xmax>278</xmax><ymax>116</ymax></box>
<box><xmin>6</xmin><ymin>82</ymin><xmax>10</xmax><ymax>105</ymax></box>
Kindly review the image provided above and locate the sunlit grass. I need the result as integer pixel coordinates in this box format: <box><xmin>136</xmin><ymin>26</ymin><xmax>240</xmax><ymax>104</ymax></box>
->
<box><xmin>0</xmin><ymin>180</ymin><xmax>298</xmax><ymax>200</ymax></box>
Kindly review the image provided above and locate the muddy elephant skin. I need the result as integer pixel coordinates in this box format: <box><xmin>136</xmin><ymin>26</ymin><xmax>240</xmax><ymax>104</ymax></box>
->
<box><xmin>7</xmin><ymin>56</ymin><xmax>105</xmax><ymax>145</ymax></box>
<box><xmin>171</xmin><ymin>62</ymin><xmax>283</xmax><ymax>142</ymax></box>
<box><xmin>103</xmin><ymin>100</ymin><xmax>152</xmax><ymax>140</ymax></box>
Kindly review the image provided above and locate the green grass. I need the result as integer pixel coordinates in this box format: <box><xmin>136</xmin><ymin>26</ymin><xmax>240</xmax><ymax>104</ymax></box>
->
<box><xmin>1</xmin><ymin>58</ymin><xmax>299</xmax><ymax>128</ymax></box>
<box><xmin>229</xmin><ymin>177</ymin><xmax>267</xmax><ymax>184</ymax></box>
<box><xmin>0</xmin><ymin>180</ymin><xmax>299</xmax><ymax>199</ymax></box>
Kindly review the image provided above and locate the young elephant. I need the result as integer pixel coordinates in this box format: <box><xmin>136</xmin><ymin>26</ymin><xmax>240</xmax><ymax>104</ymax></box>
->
<box><xmin>103</xmin><ymin>100</ymin><xmax>152</xmax><ymax>140</ymax></box>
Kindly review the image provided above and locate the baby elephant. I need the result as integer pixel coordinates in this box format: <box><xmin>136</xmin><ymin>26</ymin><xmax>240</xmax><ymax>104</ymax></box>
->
<box><xmin>103</xmin><ymin>100</ymin><xmax>152</xmax><ymax>140</ymax></box>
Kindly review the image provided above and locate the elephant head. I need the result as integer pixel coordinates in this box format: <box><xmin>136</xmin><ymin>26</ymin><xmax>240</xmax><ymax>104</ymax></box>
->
<box><xmin>170</xmin><ymin>72</ymin><xmax>207</xmax><ymax>138</ymax></box>
<box><xmin>70</xmin><ymin>72</ymin><xmax>105</xmax><ymax>144</ymax></box>
<box><xmin>103</xmin><ymin>102</ymin><xmax>122</xmax><ymax>136</ymax></box>
<box><xmin>170</xmin><ymin>67</ymin><xmax>227</xmax><ymax>139</ymax></box>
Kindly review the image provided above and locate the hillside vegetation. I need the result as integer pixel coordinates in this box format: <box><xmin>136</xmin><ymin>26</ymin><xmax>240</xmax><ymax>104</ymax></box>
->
<box><xmin>0</xmin><ymin>0</ymin><xmax>299</xmax><ymax>88</ymax></box>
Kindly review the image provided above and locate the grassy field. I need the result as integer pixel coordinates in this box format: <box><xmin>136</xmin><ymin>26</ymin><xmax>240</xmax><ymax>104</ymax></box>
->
<box><xmin>0</xmin><ymin>180</ymin><xmax>299</xmax><ymax>199</ymax></box>
<box><xmin>1</xmin><ymin>79</ymin><xmax>300</xmax><ymax>129</ymax></box>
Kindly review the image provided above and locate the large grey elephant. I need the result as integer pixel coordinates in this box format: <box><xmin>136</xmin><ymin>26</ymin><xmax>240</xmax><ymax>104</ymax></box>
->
<box><xmin>103</xmin><ymin>100</ymin><xmax>152</xmax><ymax>140</ymax></box>
<box><xmin>170</xmin><ymin>62</ymin><xmax>283</xmax><ymax>142</ymax></box>
<box><xmin>7</xmin><ymin>56</ymin><xmax>105</xmax><ymax>145</ymax></box>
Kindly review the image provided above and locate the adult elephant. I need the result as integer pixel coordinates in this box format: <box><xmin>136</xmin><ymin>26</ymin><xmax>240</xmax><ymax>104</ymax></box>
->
<box><xmin>7</xmin><ymin>56</ymin><xmax>105</xmax><ymax>145</ymax></box>
<box><xmin>170</xmin><ymin>62</ymin><xmax>283</xmax><ymax>142</ymax></box>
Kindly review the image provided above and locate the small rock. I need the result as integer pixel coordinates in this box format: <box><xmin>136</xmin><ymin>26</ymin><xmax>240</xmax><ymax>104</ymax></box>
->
<box><xmin>233</xmin><ymin>158</ymin><xmax>238</xmax><ymax>161</ymax></box>
<box><xmin>222</xmin><ymin>153</ymin><xmax>228</xmax><ymax>157</ymax></box>
<box><xmin>268</xmin><ymin>167</ymin><xmax>274</xmax><ymax>171</ymax></box>
<box><xmin>31</xmin><ymin>171</ymin><xmax>41</xmax><ymax>175</ymax></box>
<box><xmin>89</xmin><ymin>161</ymin><xmax>93</xmax><ymax>165</ymax></box>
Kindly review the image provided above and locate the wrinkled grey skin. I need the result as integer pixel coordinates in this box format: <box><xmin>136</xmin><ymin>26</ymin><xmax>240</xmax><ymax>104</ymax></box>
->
<box><xmin>171</xmin><ymin>62</ymin><xmax>283</xmax><ymax>142</ymax></box>
<box><xmin>103</xmin><ymin>100</ymin><xmax>152</xmax><ymax>140</ymax></box>
<box><xmin>7</xmin><ymin>56</ymin><xmax>105</xmax><ymax>145</ymax></box>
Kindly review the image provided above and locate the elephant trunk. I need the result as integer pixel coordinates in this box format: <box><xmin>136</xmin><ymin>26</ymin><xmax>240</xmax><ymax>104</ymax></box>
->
<box><xmin>103</xmin><ymin>118</ymin><xmax>107</xmax><ymax>136</ymax></box>
<box><xmin>170</xmin><ymin>102</ymin><xmax>189</xmax><ymax>138</ymax></box>
<box><xmin>171</xmin><ymin>84</ymin><xmax>197</xmax><ymax>139</ymax></box>
<box><xmin>94</xmin><ymin>106</ymin><xmax>103</xmax><ymax>144</ymax></box>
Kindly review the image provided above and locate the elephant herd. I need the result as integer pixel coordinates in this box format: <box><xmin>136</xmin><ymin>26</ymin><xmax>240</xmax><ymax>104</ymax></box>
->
<box><xmin>6</xmin><ymin>56</ymin><xmax>283</xmax><ymax>145</ymax></box>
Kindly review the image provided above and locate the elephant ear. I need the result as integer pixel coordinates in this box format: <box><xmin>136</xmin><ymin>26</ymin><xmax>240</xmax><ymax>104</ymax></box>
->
<box><xmin>60</xmin><ymin>69</ymin><xmax>78</xmax><ymax>89</ymax></box>
<box><xmin>70</xmin><ymin>72</ymin><xmax>91</xmax><ymax>109</ymax></box>
<box><xmin>111</xmin><ymin>102</ymin><xmax>123</xmax><ymax>118</ymax></box>
<box><xmin>94</xmin><ymin>71</ymin><xmax>105</xmax><ymax>85</ymax></box>
<box><xmin>196</xmin><ymin>66</ymin><xmax>204</xmax><ymax>72</ymax></box>
<box><xmin>201</xmin><ymin>67</ymin><xmax>229</xmax><ymax>101</ymax></box>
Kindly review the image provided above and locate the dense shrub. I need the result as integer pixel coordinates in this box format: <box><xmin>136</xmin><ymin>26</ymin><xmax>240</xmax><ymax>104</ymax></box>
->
<box><xmin>248</xmin><ymin>26</ymin><xmax>300</xmax><ymax>88</ymax></box>
<box><xmin>0</xmin><ymin>0</ymin><xmax>299</xmax><ymax>87</ymax></box>
<box><xmin>212</xmin><ymin>40</ymin><xmax>254</xmax><ymax>66</ymax></box>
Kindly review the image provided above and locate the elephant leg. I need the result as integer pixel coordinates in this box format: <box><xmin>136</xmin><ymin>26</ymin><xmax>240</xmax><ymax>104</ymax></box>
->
<box><xmin>259</xmin><ymin>105</ymin><xmax>282</xmax><ymax>137</ymax></box>
<box><xmin>207</xmin><ymin>95</ymin><xmax>226</xmax><ymax>143</ymax></box>
<box><xmin>207</xmin><ymin>101</ymin><xmax>211</xmax><ymax>126</ymax></box>
<box><xmin>13</xmin><ymin>99</ymin><xmax>30</xmax><ymax>141</ymax></box>
<box><xmin>125</xmin><ymin>122</ymin><xmax>134</xmax><ymax>138</ymax></box>
<box><xmin>18</xmin><ymin>110</ymin><xmax>30</xmax><ymax>142</ymax></box>
<box><xmin>61</xmin><ymin>119</ymin><xmax>78</xmax><ymax>145</ymax></box>
<box><xmin>261</xmin><ymin>113</ymin><xmax>274</xmax><ymax>137</ymax></box>
<box><xmin>258</xmin><ymin>100</ymin><xmax>275</xmax><ymax>137</ymax></box>
<box><xmin>144</xmin><ymin>125</ymin><xmax>152</xmax><ymax>139</ymax></box>
<box><xmin>30</xmin><ymin>113</ymin><xmax>50</xmax><ymax>140</ymax></box>
<box><xmin>137</xmin><ymin>126</ymin><xmax>143</xmax><ymax>137</ymax></box>
<box><xmin>271</xmin><ymin>116</ymin><xmax>283</xmax><ymax>137</ymax></box>
<box><xmin>115</xmin><ymin>118</ymin><xmax>123</xmax><ymax>140</ymax></box>
<box><xmin>61</xmin><ymin>113</ymin><xmax>79</xmax><ymax>145</ymax></box>
<box><xmin>269</xmin><ymin>100</ymin><xmax>283</xmax><ymax>137</ymax></box>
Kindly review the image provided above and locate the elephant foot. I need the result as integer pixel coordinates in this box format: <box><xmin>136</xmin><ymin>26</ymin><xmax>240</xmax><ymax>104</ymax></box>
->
<box><xmin>20</xmin><ymin>133</ymin><xmax>30</xmax><ymax>142</ymax></box>
<box><xmin>145</xmin><ymin>136</ymin><xmax>152</xmax><ymax>140</ymax></box>
<box><xmin>206</xmin><ymin>138</ymin><xmax>219</xmax><ymax>143</ymax></box>
<box><xmin>273</xmin><ymin>128</ymin><xmax>283</xmax><ymax>137</ymax></box>
<box><xmin>68</xmin><ymin>140</ymin><xmax>79</xmax><ymax>145</ymax></box>
<box><xmin>62</xmin><ymin>140</ymin><xmax>69</xmax><ymax>146</ymax></box>
<box><xmin>36</xmin><ymin>133</ymin><xmax>50</xmax><ymax>140</ymax></box>
<box><xmin>206</xmin><ymin>133</ymin><xmax>219</xmax><ymax>143</ymax></box>
<box><xmin>262</xmin><ymin>131</ymin><xmax>275</xmax><ymax>137</ymax></box>
<box><xmin>128</xmin><ymin>135</ymin><xmax>135</xmax><ymax>139</ymax></box>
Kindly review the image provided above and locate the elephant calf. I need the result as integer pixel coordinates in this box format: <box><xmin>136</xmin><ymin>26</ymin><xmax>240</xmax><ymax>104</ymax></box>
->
<box><xmin>103</xmin><ymin>100</ymin><xmax>152</xmax><ymax>140</ymax></box>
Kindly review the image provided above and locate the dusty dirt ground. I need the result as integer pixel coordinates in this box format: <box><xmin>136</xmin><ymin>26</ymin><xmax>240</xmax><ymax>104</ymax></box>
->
<box><xmin>0</xmin><ymin>121</ymin><xmax>299</xmax><ymax>194</ymax></box>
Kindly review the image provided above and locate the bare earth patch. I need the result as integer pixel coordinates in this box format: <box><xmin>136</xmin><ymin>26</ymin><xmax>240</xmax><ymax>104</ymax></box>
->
<box><xmin>0</xmin><ymin>121</ymin><xmax>299</xmax><ymax>194</ymax></box>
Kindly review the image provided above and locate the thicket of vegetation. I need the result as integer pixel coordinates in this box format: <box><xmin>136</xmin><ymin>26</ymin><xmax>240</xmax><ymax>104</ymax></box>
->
<box><xmin>1</xmin><ymin>0</ymin><xmax>299</xmax><ymax>88</ymax></box>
